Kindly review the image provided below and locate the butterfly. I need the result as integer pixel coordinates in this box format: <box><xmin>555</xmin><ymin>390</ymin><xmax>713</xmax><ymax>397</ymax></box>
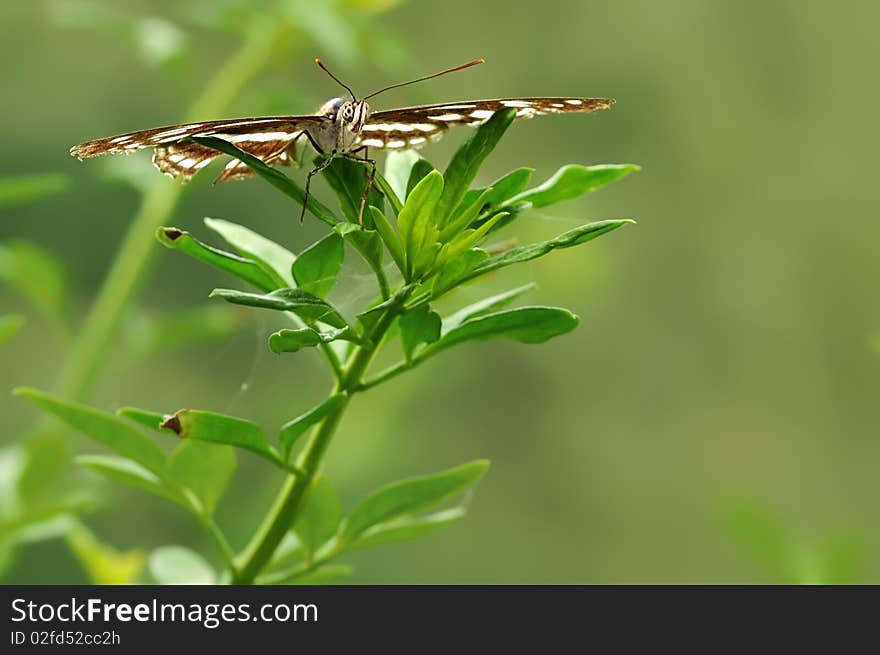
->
<box><xmin>70</xmin><ymin>58</ymin><xmax>614</xmax><ymax>224</ymax></box>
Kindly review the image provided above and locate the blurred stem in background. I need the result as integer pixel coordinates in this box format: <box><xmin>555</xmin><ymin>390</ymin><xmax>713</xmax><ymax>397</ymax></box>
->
<box><xmin>21</xmin><ymin>13</ymin><xmax>296</xmax><ymax>585</ymax></box>
<box><xmin>57</xmin><ymin>16</ymin><xmax>292</xmax><ymax>400</ymax></box>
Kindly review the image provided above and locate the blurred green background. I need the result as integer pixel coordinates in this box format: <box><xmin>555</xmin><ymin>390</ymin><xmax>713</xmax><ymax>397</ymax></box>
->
<box><xmin>2</xmin><ymin>0</ymin><xmax>878</xmax><ymax>583</ymax></box>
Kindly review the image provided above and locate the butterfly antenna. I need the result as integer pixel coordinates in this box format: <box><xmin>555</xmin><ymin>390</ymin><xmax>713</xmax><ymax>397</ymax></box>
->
<box><xmin>315</xmin><ymin>58</ymin><xmax>357</xmax><ymax>101</ymax></box>
<box><xmin>363</xmin><ymin>58</ymin><xmax>485</xmax><ymax>101</ymax></box>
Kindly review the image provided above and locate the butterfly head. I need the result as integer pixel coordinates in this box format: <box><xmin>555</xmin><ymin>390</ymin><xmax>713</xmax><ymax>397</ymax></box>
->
<box><xmin>316</xmin><ymin>97</ymin><xmax>370</xmax><ymax>131</ymax></box>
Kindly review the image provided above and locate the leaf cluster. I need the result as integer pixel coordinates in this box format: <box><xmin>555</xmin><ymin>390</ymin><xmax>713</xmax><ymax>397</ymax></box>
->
<box><xmin>13</xmin><ymin>106</ymin><xmax>636</xmax><ymax>583</ymax></box>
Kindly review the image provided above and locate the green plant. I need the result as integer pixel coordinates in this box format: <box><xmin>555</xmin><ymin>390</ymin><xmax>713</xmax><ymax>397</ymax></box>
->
<box><xmin>15</xmin><ymin>105</ymin><xmax>636</xmax><ymax>583</ymax></box>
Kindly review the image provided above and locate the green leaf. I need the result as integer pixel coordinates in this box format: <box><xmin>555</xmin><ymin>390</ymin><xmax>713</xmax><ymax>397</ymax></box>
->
<box><xmin>280</xmin><ymin>394</ymin><xmax>347</xmax><ymax>460</ymax></box>
<box><xmin>321</xmin><ymin>157</ymin><xmax>384</xmax><ymax>224</ymax></box>
<box><xmin>399</xmin><ymin>304</ymin><xmax>441</xmax><ymax>361</ymax></box>
<box><xmin>269</xmin><ymin>326</ymin><xmax>358</xmax><ymax>354</ymax></box>
<box><xmin>436</xmin><ymin>108</ymin><xmax>516</xmax><ymax>223</ymax></box>
<box><xmin>454</xmin><ymin>167</ymin><xmax>533</xmax><ymax>223</ymax></box>
<box><xmin>0</xmin><ymin>315</ymin><xmax>25</xmax><ymax>344</ymax></box>
<box><xmin>1</xmin><ymin>512</ymin><xmax>79</xmax><ymax>546</ymax></box>
<box><xmin>349</xmin><ymin>507</ymin><xmax>466</xmax><ymax>551</ymax></box>
<box><xmin>17</xmin><ymin>430</ymin><xmax>71</xmax><ymax>508</ymax></box>
<box><xmin>468</xmin><ymin>219</ymin><xmax>634</xmax><ymax>280</ymax></box>
<box><xmin>334</xmin><ymin>224</ymin><xmax>384</xmax><ymax>278</ymax></box>
<box><xmin>419</xmin><ymin>307</ymin><xmax>579</xmax><ymax>362</ymax></box>
<box><xmin>339</xmin><ymin>460</ymin><xmax>489</xmax><ymax>542</ymax></box>
<box><xmin>116</xmin><ymin>407</ymin><xmax>175</xmax><ymax>434</ymax></box>
<box><xmin>438</xmin><ymin>188</ymin><xmax>494</xmax><ymax>243</ymax></box>
<box><xmin>384</xmin><ymin>150</ymin><xmax>419</xmax><ymax>201</ymax></box>
<box><xmin>189</xmin><ymin>136</ymin><xmax>340</xmax><ymax>226</ymax></box>
<box><xmin>293</xmin><ymin>233</ymin><xmax>344</xmax><ymax>297</ymax></box>
<box><xmin>0</xmin><ymin>173</ymin><xmax>69</xmax><ymax>208</ymax></box>
<box><xmin>369</xmin><ymin>206</ymin><xmax>405</xmax><ymax>275</ymax></box>
<box><xmin>721</xmin><ymin>500</ymin><xmax>800</xmax><ymax>583</ymax></box>
<box><xmin>149</xmin><ymin>545</ymin><xmax>215</xmax><ymax>584</ymax></box>
<box><xmin>397</xmin><ymin>170</ymin><xmax>443</xmax><ymax>279</ymax></box>
<box><xmin>507</xmin><ymin>164</ymin><xmax>639</xmax><ymax>208</ymax></box>
<box><xmin>156</xmin><ymin>227</ymin><xmax>277</xmax><ymax>292</ymax></box>
<box><xmin>209</xmin><ymin>287</ymin><xmax>349</xmax><ymax>329</ymax></box>
<box><xmin>167</xmin><ymin>440</ymin><xmax>236</xmax><ymax>515</ymax></box>
<box><xmin>266</xmin><ymin>533</ymin><xmax>305</xmax><ymax>573</ymax></box>
<box><xmin>76</xmin><ymin>455</ymin><xmax>180</xmax><ymax>505</ymax></box>
<box><xmin>286</xmin><ymin>563</ymin><xmax>352</xmax><ymax>585</ymax></box>
<box><xmin>0</xmin><ymin>241</ymin><xmax>68</xmax><ymax>324</ymax></box>
<box><xmin>440</xmin><ymin>211</ymin><xmax>509</xmax><ymax>262</ymax></box>
<box><xmin>371</xmin><ymin>169</ymin><xmax>403</xmax><ymax>215</ymax></box>
<box><xmin>203</xmin><ymin>217</ymin><xmax>296</xmax><ymax>287</ymax></box>
<box><xmin>406</xmin><ymin>159</ymin><xmax>435</xmax><ymax>199</ymax></box>
<box><xmin>15</xmin><ymin>388</ymin><xmax>166</xmax><ymax>477</ymax></box>
<box><xmin>356</xmin><ymin>284</ymin><xmax>414</xmax><ymax>336</ymax></box>
<box><xmin>442</xmin><ymin>283</ymin><xmax>536</xmax><ymax>332</ymax></box>
<box><xmin>68</xmin><ymin>526</ymin><xmax>145</xmax><ymax>585</ymax></box>
<box><xmin>159</xmin><ymin>409</ymin><xmax>279</xmax><ymax>464</ymax></box>
<box><xmin>431</xmin><ymin>248</ymin><xmax>490</xmax><ymax>296</ymax></box>
<box><xmin>127</xmin><ymin>305</ymin><xmax>240</xmax><ymax>356</ymax></box>
<box><xmin>293</xmin><ymin>476</ymin><xmax>344</xmax><ymax>556</ymax></box>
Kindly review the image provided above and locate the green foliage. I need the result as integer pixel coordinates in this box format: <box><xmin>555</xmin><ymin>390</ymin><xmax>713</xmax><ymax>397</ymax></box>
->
<box><xmin>156</xmin><ymin>227</ymin><xmax>278</xmax><ymax>291</ymax></box>
<box><xmin>321</xmin><ymin>157</ymin><xmax>384</xmax><ymax>224</ymax></box>
<box><xmin>0</xmin><ymin>241</ymin><xmax>69</xmax><ymax>326</ymax></box>
<box><xmin>126</xmin><ymin>305</ymin><xmax>240</xmax><ymax>356</ymax></box>
<box><xmin>203</xmin><ymin>218</ymin><xmax>296</xmax><ymax>287</ymax></box>
<box><xmin>269</xmin><ymin>326</ymin><xmax>358</xmax><ymax>354</ymax></box>
<box><xmin>16</xmin><ymin>90</ymin><xmax>635</xmax><ymax>585</ymax></box>
<box><xmin>466</xmin><ymin>219</ymin><xmax>634</xmax><ymax>281</ymax></box>
<box><xmin>149</xmin><ymin>545</ymin><xmax>215</xmax><ymax>584</ymax></box>
<box><xmin>721</xmin><ymin>499</ymin><xmax>868</xmax><ymax>584</ymax></box>
<box><xmin>168</xmin><ymin>441</ymin><xmax>236</xmax><ymax>515</ymax></box>
<box><xmin>399</xmin><ymin>304</ymin><xmax>441</xmax><ymax>361</ymax></box>
<box><xmin>158</xmin><ymin>409</ymin><xmax>280</xmax><ymax>467</ymax></box>
<box><xmin>0</xmin><ymin>315</ymin><xmax>26</xmax><ymax>344</ymax></box>
<box><xmin>280</xmin><ymin>394</ymin><xmax>347</xmax><ymax>460</ymax></box>
<box><xmin>210</xmin><ymin>287</ymin><xmax>349</xmax><ymax>329</ymax></box>
<box><xmin>384</xmin><ymin>150</ymin><xmax>420</xmax><ymax>200</ymax></box>
<box><xmin>15</xmin><ymin>388</ymin><xmax>166</xmax><ymax>476</ymax></box>
<box><xmin>293</xmin><ymin>233</ymin><xmax>345</xmax><ymax>296</ymax></box>
<box><xmin>67</xmin><ymin>526</ymin><xmax>144</xmax><ymax>585</ymax></box>
<box><xmin>338</xmin><ymin>460</ymin><xmax>489</xmax><ymax>544</ymax></box>
<box><xmin>189</xmin><ymin>136</ymin><xmax>339</xmax><ymax>226</ymax></box>
<box><xmin>293</xmin><ymin>477</ymin><xmax>344</xmax><ymax>559</ymax></box>
<box><xmin>506</xmin><ymin>164</ymin><xmax>639</xmax><ymax>208</ymax></box>
<box><xmin>0</xmin><ymin>173</ymin><xmax>69</xmax><ymax>208</ymax></box>
<box><xmin>437</xmin><ymin>109</ymin><xmax>516</xmax><ymax>221</ymax></box>
<box><xmin>349</xmin><ymin>507</ymin><xmax>466</xmax><ymax>551</ymax></box>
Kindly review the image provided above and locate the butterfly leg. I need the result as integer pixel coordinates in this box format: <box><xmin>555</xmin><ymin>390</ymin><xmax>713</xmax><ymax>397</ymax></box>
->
<box><xmin>346</xmin><ymin>146</ymin><xmax>376</xmax><ymax>228</ymax></box>
<box><xmin>300</xmin><ymin>151</ymin><xmax>336</xmax><ymax>223</ymax></box>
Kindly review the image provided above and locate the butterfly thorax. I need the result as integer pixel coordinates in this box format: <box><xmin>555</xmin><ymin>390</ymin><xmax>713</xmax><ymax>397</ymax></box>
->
<box><xmin>309</xmin><ymin>97</ymin><xmax>370</xmax><ymax>155</ymax></box>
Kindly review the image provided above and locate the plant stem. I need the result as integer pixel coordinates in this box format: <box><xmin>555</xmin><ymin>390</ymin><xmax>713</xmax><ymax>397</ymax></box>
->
<box><xmin>355</xmin><ymin>359</ymin><xmax>411</xmax><ymax>391</ymax></box>
<box><xmin>375</xmin><ymin>267</ymin><xmax>391</xmax><ymax>300</ymax></box>
<box><xmin>196</xmin><ymin>512</ymin><xmax>238</xmax><ymax>575</ymax></box>
<box><xmin>232</xmin><ymin>306</ymin><xmax>402</xmax><ymax>584</ymax></box>
<box><xmin>56</xmin><ymin>17</ymin><xmax>290</xmax><ymax>401</ymax></box>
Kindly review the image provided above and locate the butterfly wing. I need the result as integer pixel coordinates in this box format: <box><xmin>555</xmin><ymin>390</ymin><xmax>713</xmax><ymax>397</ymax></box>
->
<box><xmin>70</xmin><ymin>116</ymin><xmax>326</xmax><ymax>182</ymax></box>
<box><xmin>360</xmin><ymin>97</ymin><xmax>614</xmax><ymax>149</ymax></box>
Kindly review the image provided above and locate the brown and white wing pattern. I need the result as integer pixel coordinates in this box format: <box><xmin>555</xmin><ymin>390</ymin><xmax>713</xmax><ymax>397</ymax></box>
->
<box><xmin>359</xmin><ymin>97</ymin><xmax>614</xmax><ymax>150</ymax></box>
<box><xmin>70</xmin><ymin>116</ymin><xmax>325</xmax><ymax>182</ymax></box>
